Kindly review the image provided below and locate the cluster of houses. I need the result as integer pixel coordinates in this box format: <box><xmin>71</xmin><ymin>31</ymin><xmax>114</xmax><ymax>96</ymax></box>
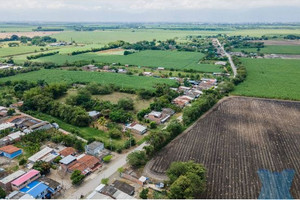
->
<box><xmin>144</xmin><ymin>108</ymin><xmax>175</xmax><ymax>124</ymax></box>
<box><xmin>1</xmin><ymin>169</ymin><xmax>61</xmax><ymax>199</ymax></box>
<box><xmin>172</xmin><ymin>78</ymin><xmax>217</xmax><ymax>108</ymax></box>
<box><xmin>0</xmin><ymin>140</ymin><xmax>109</xmax><ymax>199</ymax></box>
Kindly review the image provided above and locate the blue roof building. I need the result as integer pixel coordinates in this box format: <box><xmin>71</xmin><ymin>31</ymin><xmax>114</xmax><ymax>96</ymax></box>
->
<box><xmin>20</xmin><ymin>181</ymin><xmax>49</xmax><ymax>199</ymax></box>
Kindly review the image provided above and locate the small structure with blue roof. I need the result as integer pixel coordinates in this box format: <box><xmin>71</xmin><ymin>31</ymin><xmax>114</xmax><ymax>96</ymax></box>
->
<box><xmin>20</xmin><ymin>180</ymin><xmax>49</xmax><ymax>199</ymax></box>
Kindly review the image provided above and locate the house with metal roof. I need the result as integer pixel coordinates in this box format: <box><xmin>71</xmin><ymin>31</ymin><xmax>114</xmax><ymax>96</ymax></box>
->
<box><xmin>28</xmin><ymin>146</ymin><xmax>56</xmax><ymax>163</ymax></box>
<box><xmin>112</xmin><ymin>180</ymin><xmax>135</xmax><ymax>196</ymax></box>
<box><xmin>20</xmin><ymin>180</ymin><xmax>49</xmax><ymax>199</ymax></box>
<box><xmin>127</xmin><ymin>123</ymin><xmax>147</xmax><ymax>135</ymax></box>
<box><xmin>0</xmin><ymin>170</ymin><xmax>25</xmax><ymax>191</ymax></box>
<box><xmin>38</xmin><ymin>177</ymin><xmax>62</xmax><ymax>197</ymax></box>
<box><xmin>11</xmin><ymin>169</ymin><xmax>40</xmax><ymax>190</ymax></box>
<box><xmin>0</xmin><ymin>145</ymin><xmax>22</xmax><ymax>159</ymax></box>
<box><xmin>5</xmin><ymin>190</ymin><xmax>34</xmax><ymax>199</ymax></box>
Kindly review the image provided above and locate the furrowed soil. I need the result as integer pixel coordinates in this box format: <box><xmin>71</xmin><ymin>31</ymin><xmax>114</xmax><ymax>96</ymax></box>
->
<box><xmin>146</xmin><ymin>97</ymin><xmax>300</xmax><ymax>199</ymax></box>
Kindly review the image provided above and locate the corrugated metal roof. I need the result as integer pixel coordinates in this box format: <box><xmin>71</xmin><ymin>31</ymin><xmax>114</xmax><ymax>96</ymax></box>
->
<box><xmin>0</xmin><ymin>170</ymin><xmax>25</xmax><ymax>184</ymax></box>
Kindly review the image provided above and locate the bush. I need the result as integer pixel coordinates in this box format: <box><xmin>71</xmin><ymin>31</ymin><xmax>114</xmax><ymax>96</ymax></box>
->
<box><xmin>0</xmin><ymin>187</ymin><xmax>6</xmax><ymax>199</ymax></box>
<box><xmin>53</xmin><ymin>156</ymin><xmax>62</xmax><ymax>164</ymax></box>
<box><xmin>103</xmin><ymin>155</ymin><xmax>113</xmax><ymax>163</ymax></box>
<box><xmin>109</xmin><ymin>128</ymin><xmax>122</xmax><ymax>139</ymax></box>
<box><xmin>149</xmin><ymin>121</ymin><xmax>157</xmax><ymax>129</ymax></box>
<box><xmin>71</xmin><ymin>170</ymin><xmax>85</xmax><ymax>185</ymax></box>
<box><xmin>140</xmin><ymin>188</ymin><xmax>149</xmax><ymax>199</ymax></box>
<box><xmin>126</xmin><ymin>150</ymin><xmax>147</xmax><ymax>168</ymax></box>
<box><xmin>101</xmin><ymin>178</ymin><xmax>109</xmax><ymax>185</ymax></box>
<box><xmin>19</xmin><ymin>158</ymin><xmax>27</xmax><ymax>166</ymax></box>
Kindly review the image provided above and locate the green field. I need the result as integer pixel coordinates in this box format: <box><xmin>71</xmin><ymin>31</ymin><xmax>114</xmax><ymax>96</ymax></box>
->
<box><xmin>232</xmin><ymin>58</ymin><xmax>300</xmax><ymax>100</ymax></box>
<box><xmin>0</xmin><ymin>45</ymin><xmax>58</xmax><ymax>57</ymax></box>
<box><xmin>233</xmin><ymin>45</ymin><xmax>300</xmax><ymax>55</ymax></box>
<box><xmin>0</xmin><ymin>69</ymin><xmax>176</xmax><ymax>90</ymax></box>
<box><xmin>53</xmin><ymin>29</ymin><xmax>223</xmax><ymax>44</ymax></box>
<box><xmin>34</xmin><ymin>50</ymin><xmax>223</xmax><ymax>72</ymax></box>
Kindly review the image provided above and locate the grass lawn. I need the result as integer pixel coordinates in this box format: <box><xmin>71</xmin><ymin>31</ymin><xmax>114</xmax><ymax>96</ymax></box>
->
<box><xmin>34</xmin><ymin>50</ymin><xmax>223</xmax><ymax>72</ymax></box>
<box><xmin>233</xmin><ymin>45</ymin><xmax>300</xmax><ymax>55</ymax></box>
<box><xmin>0</xmin><ymin>69</ymin><xmax>176</xmax><ymax>91</ymax></box>
<box><xmin>232</xmin><ymin>58</ymin><xmax>300</xmax><ymax>100</ymax></box>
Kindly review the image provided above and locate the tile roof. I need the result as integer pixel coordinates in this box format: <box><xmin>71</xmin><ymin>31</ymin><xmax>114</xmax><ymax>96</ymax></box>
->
<box><xmin>59</xmin><ymin>147</ymin><xmax>76</xmax><ymax>157</ymax></box>
<box><xmin>68</xmin><ymin>154</ymin><xmax>100</xmax><ymax>173</ymax></box>
<box><xmin>0</xmin><ymin>145</ymin><xmax>21</xmax><ymax>154</ymax></box>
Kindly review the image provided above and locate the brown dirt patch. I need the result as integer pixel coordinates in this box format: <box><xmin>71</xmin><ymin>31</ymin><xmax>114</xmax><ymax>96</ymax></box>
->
<box><xmin>147</xmin><ymin>97</ymin><xmax>300</xmax><ymax>198</ymax></box>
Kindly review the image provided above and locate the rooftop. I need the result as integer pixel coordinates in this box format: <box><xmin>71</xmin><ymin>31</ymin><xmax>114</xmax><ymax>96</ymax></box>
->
<box><xmin>7</xmin><ymin>131</ymin><xmax>25</xmax><ymax>140</ymax></box>
<box><xmin>132</xmin><ymin>124</ymin><xmax>147</xmax><ymax>132</ymax></box>
<box><xmin>60</xmin><ymin>155</ymin><xmax>77</xmax><ymax>165</ymax></box>
<box><xmin>86</xmin><ymin>141</ymin><xmax>104</xmax><ymax>151</ymax></box>
<box><xmin>59</xmin><ymin>147</ymin><xmax>76</xmax><ymax>157</ymax></box>
<box><xmin>20</xmin><ymin>181</ymin><xmax>49</xmax><ymax>198</ymax></box>
<box><xmin>0</xmin><ymin>122</ymin><xmax>14</xmax><ymax>131</ymax></box>
<box><xmin>11</xmin><ymin>169</ymin><xmax>40</xmax><ymax>187</ymax></box>
<box><xmin>28</xmin><ymin>146</ymin><xmax>54</xmax><ymax>163</ymax></box>
<box><xmin>38</xmin><ymin>176</ymin><xmax>61</xmax><ymax>189</ymax></box>
<box><xmin>88</xmin><ymin>111</ymin><xmax>100</xmax><ymax>117</ymax></box>
<box><xmin>0</xmin><ymin>170</ymin><xmax>25</xmax><ymax>184</ymax></box>
<box><xmin>0</xmin><ymin>145</ymin><xmax>21</xmax><ymax>154</ymax></box>
<box><xmin>113</xmin><ymin>180</ymin><xmax>135</xmax><ymax>196</ymax></box>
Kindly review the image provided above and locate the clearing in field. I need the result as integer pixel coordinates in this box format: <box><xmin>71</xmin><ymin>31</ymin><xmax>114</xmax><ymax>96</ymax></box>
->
<box><xmin>97</xmin><ymin>48</ymin><xmax>125</xmax><ymax>55</ymax></box>
<box><xmin>0</xmin><ymin>69</ymin><xmax>176</xmax><ymax>90</ymax></box>
<box><xmin>145</xmin><ymin>97</ymin><xmax>300</xmax><ymax>198</ymax></box>
<box><xmin>232</xmin><ymin>58</ymin><xmax>300</xmax><ymax>100</ymax></box>
<box><xmin>34</xmin><ymin>50</ymin><xmax>223</xmax><ymax>72</ymax></box>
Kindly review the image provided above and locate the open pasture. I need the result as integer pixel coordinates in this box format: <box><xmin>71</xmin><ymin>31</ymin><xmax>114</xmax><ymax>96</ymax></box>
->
<box><xmin>0</xmin><ymin>69</ymin><xmax>176</xmax><ymax>90</ymax></box>
<box><xmin>35</xmin><ymin>50</ymin><xmax>223</xmax><ymax>72</ymax></box>
<box><xmin>146</xmin><ymin>97</ymin><xmax>300</xmax><ymax>198</ymax></box>
<box><xmin>233</xmin><ymin>58</ymin><xmax>300</xmax><ymax>100</ymax></box>
<box><xmin>0</xmin><ymin>45</ymin><xmax>58</xmax><ymax>57</ymax></box>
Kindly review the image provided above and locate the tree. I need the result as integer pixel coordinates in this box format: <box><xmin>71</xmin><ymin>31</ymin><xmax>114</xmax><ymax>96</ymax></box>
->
<box><xmin>117</xmin><ymin>167</ymin><xmax>124</xmax><ymax>175</ymax></box>
<box><xmin>33</xmin><ymin>161</ymin><xmax>51</xmax><ymax>175</ymax></box>
<box><xmin>71</xmin><ymin>170</ymin><xmax>85</xmax><ymax>185</ymax></box>
<box><xmin>149</xmin><ymin>121</ymin><xmax>157</xmax><ymax>129</ymax></box>
<box><xmin>117</xmin><ymin>98</ymin><xmax>134</xmax><ymax>110</ymax></box>
<box><xmin>127</xmin><ymin>150</ymin><xmax>147</xmax><ymax>168</ymax></box>
<box><xmin>101</xmin><ymin>178</ymin><xmax>109</xmax><ymax>185</ymax></box>
<box><xmin>0</xmin><ymin>187</ymin><xmax>6</xmax><ymax>199</ymax></box>
<box><xmin>7</xmin><ymin>108</ymin><xmax>15</xmax><ymax>116</ymax></box>
<box><xmin>109</xmin><ymin>128</ymin><xmax>122</xmax><ymax>139</ymax></box>
<box><xmin>167</xmin><ymin>161</ymin><xmax>206</xmax><ymax>199</ymax></box>
<box><xmin>19</xmin><ymin>158</ymin><xmax>27</xmax><ymax>166</ymax></box>
<box><xmin>166</xmin><ymin>120</ymin><xmax>183</xmax><ymax>138</ymax></box>
<box><xmin>139</xmin><ymin>188</ymin><xmax>149</xmax><ymax>199</ymax></box>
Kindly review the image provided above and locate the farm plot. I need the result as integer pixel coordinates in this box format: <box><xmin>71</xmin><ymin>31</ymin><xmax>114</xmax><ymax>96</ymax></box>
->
<box><xmin>146</xmin><ymin>97</ymin><xmax>300</xmax><ymax>199</ymax></box>
<box><xmin>233</xmin><ymin>45</ymin><xmax>300</xmax><ymax>55</ymax></box>
<box><xmin>34</xmin><ymin>50</ymin><xmax>223</xmax><ymax>72</ymax></box>
<box><xmin>0</xmin><ymin>69</ymin><xmax>176</xmax><ymax>90</ymax></box>
<box><xmin>0</xmin><ymin>45</ymin><xmax>58</xmax><ymax>57</ymax></box>
<box><xmin>232</xmin><ymin>58</ymin><xmax>300</xmax><ymax>100</ymax></box>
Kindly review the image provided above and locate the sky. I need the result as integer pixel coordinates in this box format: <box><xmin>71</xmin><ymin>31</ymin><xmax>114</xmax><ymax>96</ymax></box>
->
<box><xmin>0</xmin><ymin>0</ymin><xmax>300</xmax><ymax>23</ymax></box>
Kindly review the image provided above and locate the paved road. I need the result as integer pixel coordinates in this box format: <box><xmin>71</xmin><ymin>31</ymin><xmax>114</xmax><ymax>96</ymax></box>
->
<box><xmin>215</xmin><ymin>39</ymin><xmax>237</xmax><ymax>78</ymax></box>
<box><xmin>64</xmin><ymin>142</ymin><xmax>147</xmax><ymax>199</ymax></box>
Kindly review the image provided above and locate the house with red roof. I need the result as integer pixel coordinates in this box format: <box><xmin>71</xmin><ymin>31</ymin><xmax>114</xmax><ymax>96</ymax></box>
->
<box><xmin>0</xmin><ymin>145</ymin><xmax>22</xmax><ymax>159</ymax></box>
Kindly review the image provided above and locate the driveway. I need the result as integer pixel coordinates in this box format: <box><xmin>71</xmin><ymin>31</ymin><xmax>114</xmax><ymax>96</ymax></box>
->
<box><xmin>63</xmin><ymin>142</ymin><xmax>147</xmax><ymax>199</ymax></box>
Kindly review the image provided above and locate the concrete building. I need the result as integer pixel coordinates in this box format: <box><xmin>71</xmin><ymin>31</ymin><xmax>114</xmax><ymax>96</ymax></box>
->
<box><xmin>85</xmin><ymin>141</ymin><xmax>104</xmax><ymax>156</ymax></box>
<box><xmin>11</xmin><ymin>170</ymin><xmax>41</xmax><ymax>190</ymax></box>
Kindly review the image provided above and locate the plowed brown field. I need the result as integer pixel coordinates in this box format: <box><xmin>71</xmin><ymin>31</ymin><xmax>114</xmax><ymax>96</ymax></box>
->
<box><xmin>147</xmin><ymin>97</ymin><xmax>300</xmax><ymax>198</ymax></box>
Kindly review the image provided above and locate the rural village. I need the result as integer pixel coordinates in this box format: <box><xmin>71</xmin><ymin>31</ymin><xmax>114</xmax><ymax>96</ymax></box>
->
<box><xmin>0</xmin><ymin>5</ymin><xmax>299</xmax><ymax>199</ymax></box>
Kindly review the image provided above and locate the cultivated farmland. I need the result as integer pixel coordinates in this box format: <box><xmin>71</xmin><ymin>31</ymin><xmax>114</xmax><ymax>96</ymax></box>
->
<box><xmin>146</xmin><ymin>97</ymin><xmax>300</xmax><ymax>199</ymax></box>
<box><xmin>34</xmin><ymin>50</ymin><xmax>223</xmax><ymax>72</ymax></box>
<box><xmin>0</xmin><ymin>69</ymin><xmax>176</xmax><ymax>90</ymax></box>
<box><xmin>232</xmin><ymin>58</ymin><xmax>300</xmax><ymax>100</ymax></box>
<box><xmin>233</xmin><ymin>45</ymin><xmax>300</xmax><ymax>55</ymax></box>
